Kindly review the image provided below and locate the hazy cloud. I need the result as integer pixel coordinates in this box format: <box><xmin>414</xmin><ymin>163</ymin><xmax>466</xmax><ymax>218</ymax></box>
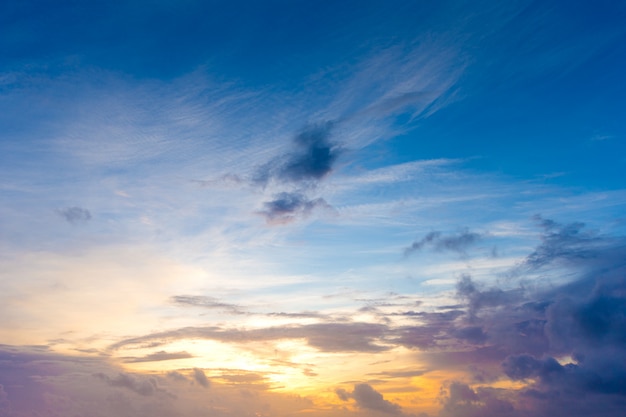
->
<box><xmin>57</xmin><ymin>206</ymin><xmax>91</xmax><ymax>224</ymax></box>
<box><xmin>193</xmin><ymin>368</ymin><xmax>210</xmax><ymax>388</ymax></box>
<box><xmin>95</xmin><ymin>372</ymin><xmax>157</xmax><ymax>396</ymax></box>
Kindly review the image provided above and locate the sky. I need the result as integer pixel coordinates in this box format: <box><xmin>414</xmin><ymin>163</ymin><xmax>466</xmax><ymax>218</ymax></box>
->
<box><xmin>1</xmin><ymin>1</ymin><xmax>626</xmax><ymax>416</ymax></box>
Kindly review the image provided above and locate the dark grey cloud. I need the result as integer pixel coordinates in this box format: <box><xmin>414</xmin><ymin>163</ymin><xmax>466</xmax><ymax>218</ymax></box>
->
<box><xmin>255</xmin><ymin>122</ymin><xmax>340</xmax><ymax>186</ymax></box>
<box><xmin>335</xmin><ymin>383</ymin><xmax>402</xmax><ymax>415</ymax></box>
<box><xmin>449</xmin><ymin>326</ymin><xmax>488</xmax><ymax>345</ymax></box>
<box><xmin>429</xmin><ymin>217</ymin><xmax>626</xmax><ymax>416</ymax></box>
<box><xmin>123</xmin><ymin>350</ymin><xmax>194</xmax><ymax>363</ymax></box>
<box><xmin>258</xmin><ymin>191</ymin><xmax>332</xmax><ymax>224</ymax></box>
<box><xmin>252</xmin><ymin>122</ymin><xmax>340</xmax><ymax>225</ymax></box>
<box><xmin>404</xmin><ymin>228</ymin><xmax>482</xmax><ymax>257</ymax></box>
<box><xmin>193</xmin><ymin>368</ymin><xmax>210</xmax><ymax>388</ymax></box>
<box><xmin>57</xmin><ymin>206</ymin><xmax>91</xmax><ymax>223</ymax></box>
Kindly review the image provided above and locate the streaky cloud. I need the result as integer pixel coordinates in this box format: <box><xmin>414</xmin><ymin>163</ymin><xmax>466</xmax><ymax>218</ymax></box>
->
<box><xmin>123</xmin><ymin>350</ymin><xmax>194</xmax><ymax>363</ymax></box>
<box><xmin>110</xmin><ymin>322</ymin><xmax>390</xmax><ymax>353</ymax></box>
<box><xmin>404</xmin><ymin>228</ymin><xmax>483</xmax><ymax>257</ymax></box>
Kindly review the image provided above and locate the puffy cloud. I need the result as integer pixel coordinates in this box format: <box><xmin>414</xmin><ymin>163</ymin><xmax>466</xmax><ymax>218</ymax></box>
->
<box><xmin>335</xmin><ymin>383</ymin><xmax>402</xmax><ymax>415</ymax></box>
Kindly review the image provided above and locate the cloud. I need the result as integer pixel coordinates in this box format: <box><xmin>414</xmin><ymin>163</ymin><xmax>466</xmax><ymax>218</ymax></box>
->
<box><xmin>110</xmin><ymin>322</ymin><xmax>390</xmax><ymax>353</ymax></box>
<box><xmin>336</xmin><ymin>383</ymin><xmax>402</xmax><ymax>414</ymax></box>
<box><xmin>427</xmin><ymin>217</ymin><xmax>626</xmax><ymax>416</ymax></box>
<box><xmin>519</xmin><ymin>215</ymin><xmax>603</xmax><ymax>270</ymax></box>
<box><xmin>404</xmin><ymin>229</ymin><xmax>482</xmax><ymax>256</ymax></box>
<box><xmin>94</xmin><ymin>372</ymin><xmax>158</xmax><ymax>396</ymax></box>
<box><xmin>172</xmin><ymin>295</ymin><xmax>247</xmax><ymax>315</ymax></box>
<box><xmin>255</xmin><ymin>122</ymin><xmax>340</xmax><ymax>186</ymax></box>
<box><xmin>193</xmin><ymin>368</ymin><xmax>210</xmax><ymax>388</ymax></box>
<box><xmin>258</xmin><ymin>192</ymin><xmax>333</xmax><ymax>224</ymax></box>
<box><xmin>57</xmin><ymin>206</ymin><xmax>92</xmax><ymax>224</ymax></box>
<box><xmin>0</xmin><ymin>344</ymin><xmax>315</xmax><ymax>416</ymax></box>
<box><xmin>439</xmin><ymin>382</ymin><xmax>517</xmax><ymax>417</ymax></box>
<box><xmin>123</xmin><ymin>350</ymin><xmax>194</xmax><ymax>363</ymax></box>
<box><xmin>172</xmin><ymin>295</ymin><xmax>326</xmax><ymax>319</ymax></box>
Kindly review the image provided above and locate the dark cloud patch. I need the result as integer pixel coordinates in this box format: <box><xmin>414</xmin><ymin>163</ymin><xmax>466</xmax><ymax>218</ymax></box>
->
<box><xmin>258</xmin><ymin>192</ymin><xmax>332</xmax><ymax>224</ymax></box>
<box><xmin>336</xmin><ymin>384</ymin><xmax>402</xmax><ymax>414</ymax></box>
<box><xmin>57</xmin><ymin>206</ymin><xmax>91</xmax><ymax>224</ymax></box>
<box><xmin>193</xmin><ymin>368</ymin><xmax>210</xmax><ymax>388</ymax></box>
<box><xmin>404</xmin><ymin>229</ymin><xmax>482</xmax><ymax>257</ymax></box>
<box><xmin>450</xmin><ymin>326</ymin><xmax>487</xmax><ymax>345</ymax></box>
<box><xmin>255</xmin><ymin>122</ymin><xmax>340</xmax><ymax>186</ymax></box>
<box><xmin>123</xmin><ymin>350</ymin><xmax>194</xmax><ymax>363</ymax></box>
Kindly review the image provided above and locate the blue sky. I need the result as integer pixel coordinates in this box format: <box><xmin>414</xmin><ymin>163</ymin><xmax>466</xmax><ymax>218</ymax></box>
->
<box><xmin>1</xmin><ymin>1</ymin><xmax>626</xmax><ymax>416</ymax></box>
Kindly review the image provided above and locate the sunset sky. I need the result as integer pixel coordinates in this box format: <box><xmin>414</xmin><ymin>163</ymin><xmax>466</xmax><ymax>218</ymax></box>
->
<box><xmin>1</xmin><ymin>1</ymin><xmax>626</xmax><ymax>416</ymax></box>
